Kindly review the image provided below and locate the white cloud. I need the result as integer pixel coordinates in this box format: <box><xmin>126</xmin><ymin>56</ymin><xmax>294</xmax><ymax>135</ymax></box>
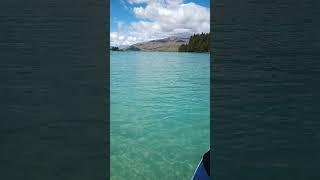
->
<box><xmin>127</xmin><ymin>0</ymin><xmax>150</xmax><ymax>4</ymax></box>
<box><xmin>120</xmin><ymin>0</ymin><xmax>129</xmax><ymax>9</ymax></box>
<box><xmin>111</xmin><ymin>0</ymin><xmax>210</xmax><ymax>47</ymax></box>
<box><xmin>117</xmin><ymin>21</ymin><xmax>124</xmax><ymax>30</ymax></box>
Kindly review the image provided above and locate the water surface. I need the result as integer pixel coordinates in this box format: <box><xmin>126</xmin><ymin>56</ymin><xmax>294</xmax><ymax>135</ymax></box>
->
<box><xmin>111</xmin><ymin>51</ymin><xmax>209</xmax><ymax>179</ymax></box>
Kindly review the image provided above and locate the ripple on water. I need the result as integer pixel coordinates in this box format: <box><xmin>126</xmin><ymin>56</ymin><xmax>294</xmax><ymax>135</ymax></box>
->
<box><xmin>111</xmin><ymin>52</ymin><xmax>210</xmax><ymax>179</ymax></box>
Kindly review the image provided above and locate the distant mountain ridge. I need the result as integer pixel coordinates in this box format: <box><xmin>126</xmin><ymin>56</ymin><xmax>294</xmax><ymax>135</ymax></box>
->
<box><xmin>123</xmin><ymin>36</ymin><xmax>189</xmax><ymax>52</ymax></box>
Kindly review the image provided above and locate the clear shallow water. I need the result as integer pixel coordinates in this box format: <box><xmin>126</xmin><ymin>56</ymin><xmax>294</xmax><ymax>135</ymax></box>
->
<box><xmin>110</xmin><ymin>51</ymin><xmax>209</xmax><ymax>180</ymax></box>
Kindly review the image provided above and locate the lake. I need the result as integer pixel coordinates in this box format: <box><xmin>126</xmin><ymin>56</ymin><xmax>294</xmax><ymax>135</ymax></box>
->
<box><xmin>212</xmin><ymin>0</ymin><xmax>320</xmax><ymax>179</ymax></box>
<box><xmin>110</xmin><ymin>51</ymin><xmax>210</xmax><ymax>179</ymax></box>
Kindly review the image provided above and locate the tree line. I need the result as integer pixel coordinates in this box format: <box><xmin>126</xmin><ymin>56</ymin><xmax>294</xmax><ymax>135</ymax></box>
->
<box><xmin>111</xmin><ymin>46</ymin><xmax>120</xmax><ymax>51</ymax></box>
<box><xmin>178</xmin><ymin>33</ymin><xmax>210</xmax><ymax>52</ymax></box>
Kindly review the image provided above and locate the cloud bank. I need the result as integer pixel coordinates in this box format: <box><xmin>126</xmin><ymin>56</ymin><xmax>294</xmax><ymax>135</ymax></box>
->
<box><xmin>111</xmin><ymin>0</ymin><xmax>210</xmax><ymax>47</ymax></box>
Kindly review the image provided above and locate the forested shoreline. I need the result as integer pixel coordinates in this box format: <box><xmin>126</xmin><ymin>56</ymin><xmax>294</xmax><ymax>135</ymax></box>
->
<box><xmin>178</xmin><ymin>33</ymin><xmax>210</xmax><ymax>52</ymax></box>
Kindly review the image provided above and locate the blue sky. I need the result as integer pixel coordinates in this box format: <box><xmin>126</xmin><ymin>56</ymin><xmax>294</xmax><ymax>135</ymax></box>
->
<box><xmin>110</xmin><ymin>0</ymin><xmax>210</xmax><ymax>46</ymax></box>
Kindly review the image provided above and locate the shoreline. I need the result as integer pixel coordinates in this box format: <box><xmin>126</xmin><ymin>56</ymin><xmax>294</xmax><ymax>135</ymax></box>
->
<box><xmin>110</xmin><ymin>50</ymin><xmax>209</xmax><ymax>54</ymax></box>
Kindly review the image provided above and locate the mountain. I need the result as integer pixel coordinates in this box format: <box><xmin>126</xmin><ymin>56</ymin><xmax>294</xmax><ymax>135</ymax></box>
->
<box><xmin>123</xmin><ymin>36</ymin><xmax>189</xmax><ymax>52</ymax></box>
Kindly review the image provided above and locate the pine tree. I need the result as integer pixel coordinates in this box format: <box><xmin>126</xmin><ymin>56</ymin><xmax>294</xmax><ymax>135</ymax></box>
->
<box><xmin>178</xmin><ymin>33</ymin><xmax>210</xmax><ymax>52</ymax></box>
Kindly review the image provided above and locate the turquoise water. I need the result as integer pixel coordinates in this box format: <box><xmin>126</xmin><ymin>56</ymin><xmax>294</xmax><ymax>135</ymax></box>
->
<box><xmin>110</xmin><ymin>51</ymin><xmax>209</xmax><ymax>180</ymax></box>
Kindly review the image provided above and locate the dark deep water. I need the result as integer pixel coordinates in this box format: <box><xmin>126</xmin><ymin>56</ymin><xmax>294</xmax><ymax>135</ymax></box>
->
<box><xmin>212</xmin><ymin>0</ymin><xmax>320</xmax><ymax>179</ymax></box>
<box><xmin>0</xmin><ymin>1</ymin><xmax>107</xmax><ymax>179</ymax></box>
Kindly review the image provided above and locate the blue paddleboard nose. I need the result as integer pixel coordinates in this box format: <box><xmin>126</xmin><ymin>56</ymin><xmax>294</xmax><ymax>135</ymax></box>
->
<box><xmin>192</xmin><ymin>150</ymin><xmax>210</xmax><ymax>180</ymax></box>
